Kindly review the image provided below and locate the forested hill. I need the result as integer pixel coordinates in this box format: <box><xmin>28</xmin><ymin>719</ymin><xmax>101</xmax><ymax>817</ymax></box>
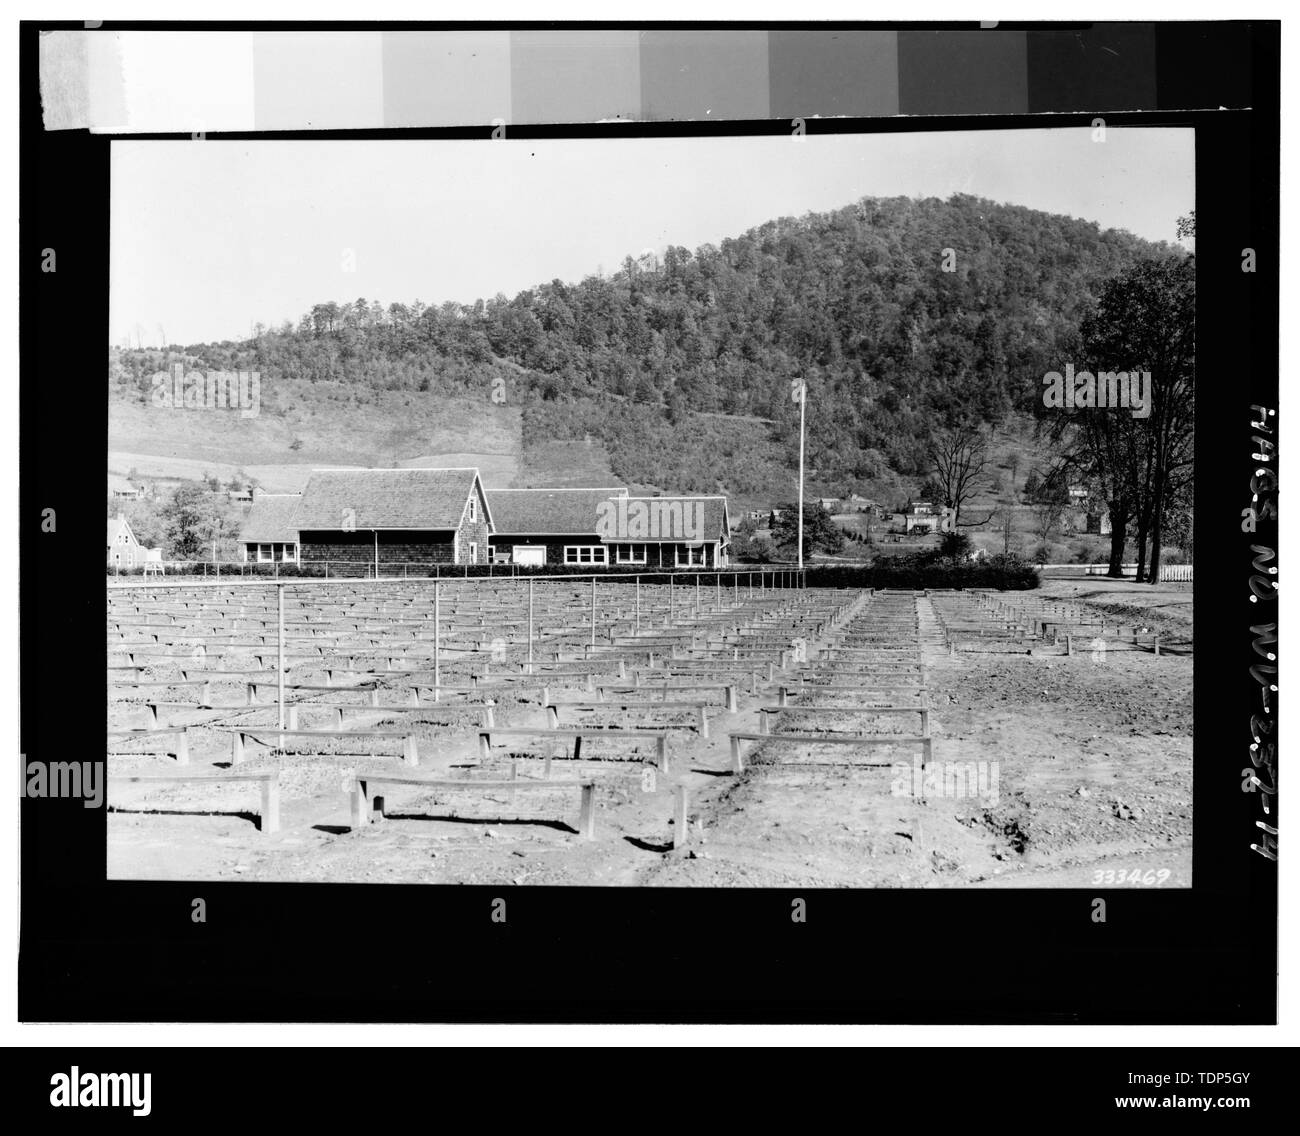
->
<box><xmin>110</xmin><ymin>193</ymin><xmax>1184</xmax><ymax>500</ymax></box>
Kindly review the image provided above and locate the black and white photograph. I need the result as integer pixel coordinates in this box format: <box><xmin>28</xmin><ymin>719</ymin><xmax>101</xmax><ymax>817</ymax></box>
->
<box><xmin>104</xmin><ymin>128</ymin><xmax>1196</xmax><ymax>888</ymax></box>
<box><xmin>16</xmin><ymin>13</ymin><xmax>1284</xmax><ymax>1050</ymax></box>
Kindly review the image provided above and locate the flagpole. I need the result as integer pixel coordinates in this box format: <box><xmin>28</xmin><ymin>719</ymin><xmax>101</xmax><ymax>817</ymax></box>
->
<box><xmin>797</xmin><ymin>380</ymin><xmax>806</xmax><ymax>572</ymax></box>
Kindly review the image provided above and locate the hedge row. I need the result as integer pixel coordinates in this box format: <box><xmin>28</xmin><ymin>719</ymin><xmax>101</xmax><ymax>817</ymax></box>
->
<box><xmin>801</xmin><ymin>557</ymin><xmax>1040</xmax><ymax>591</ymax></box>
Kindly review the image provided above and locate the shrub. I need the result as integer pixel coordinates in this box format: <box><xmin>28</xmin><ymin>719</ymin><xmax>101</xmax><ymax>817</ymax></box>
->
<box><xmin>938</xmin><ymin>531</ymin><xmax>973</xmax><ymax>561</ymax></box>
<box><xmin>802</xmin><ymin>554</ymin><xmax>1039</xmax><ymax>591</ymax></box>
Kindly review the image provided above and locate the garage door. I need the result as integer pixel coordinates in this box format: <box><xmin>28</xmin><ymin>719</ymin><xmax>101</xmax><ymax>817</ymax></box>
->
<box><xmin>512</xmin><ymin>545</ymin><xmax>546</xmax><ymax>567</ymax></box>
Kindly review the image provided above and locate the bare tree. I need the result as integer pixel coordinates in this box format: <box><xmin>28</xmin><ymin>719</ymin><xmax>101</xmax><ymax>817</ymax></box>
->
<box><xmin>1030</xmin><ymin>487</ymin><xmax>1069</xmax><ymax>542</ymax></box>
<box><xmin>1000</xmin><ymin>506</ymin><xmax>1017</xmax><ymax>555</ymax></box>
<box><xmin>929</xmin><ymin>425</ymin><xmax>993</xmax><ymax>527</ymax></box>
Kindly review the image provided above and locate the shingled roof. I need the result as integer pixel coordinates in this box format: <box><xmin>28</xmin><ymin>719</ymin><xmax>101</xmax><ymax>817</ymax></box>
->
<box><xmin>293</xmin><ymin>468</ymin><xmax>485</xmax><ymax>531</ymax></box>
<box><xmin>616</xmin><ymin>495</ymin><xmax>731</xmax><ymax>540</ymax></box>
<box><xmin>488</xmin><ymin>487</ymin><xmax>627</xmax><ymax>535</ymax></box>
<box><xmin>240</xmin><ymin>493</ymin><xmax>303</xmax><ymax>543</ymax></box>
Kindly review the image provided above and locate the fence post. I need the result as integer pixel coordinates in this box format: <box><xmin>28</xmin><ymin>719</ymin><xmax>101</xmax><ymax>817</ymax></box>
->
<box><xmin>527</xmin><ymin>577</ymin><xmax>534</xmax><ymax>673</ymax></box>
<box><xmin>635</xmin><ymin>575</ymin><xmax>641</xmax><ymax>631</ymax></box>
<box><xmin>672</xmin><ymin>784</ymin><xmax>690</xmax><ymax>850</ymax></box>
<box><xmin>591</xmin><ymin>576</ymin><xmax>597</xmax><ymax>649</ymax></box>
<box><xmin>434</xmin><ymin>579</ymin><xmax>440</xmax><ymax>702</ymax></box>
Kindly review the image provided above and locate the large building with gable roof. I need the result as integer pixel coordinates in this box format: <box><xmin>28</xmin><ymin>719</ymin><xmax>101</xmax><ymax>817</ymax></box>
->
<box><xmin>239</xmin><ymin>468</ymin><xmax>729</xmax><ymax>572</ymax></box>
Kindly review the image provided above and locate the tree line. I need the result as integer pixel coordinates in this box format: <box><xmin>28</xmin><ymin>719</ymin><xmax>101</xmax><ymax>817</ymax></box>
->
<box><xmin>111</xmin><ymin>193</ymin><xmax>1179</xmax><ymax>500</ymax></box>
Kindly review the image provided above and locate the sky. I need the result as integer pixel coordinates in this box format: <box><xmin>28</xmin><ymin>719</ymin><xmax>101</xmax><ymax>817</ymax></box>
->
<box><xmin>111</xmin><ymin>127</ymin><xmax>1194</xmax><ymax>347</ymax></box>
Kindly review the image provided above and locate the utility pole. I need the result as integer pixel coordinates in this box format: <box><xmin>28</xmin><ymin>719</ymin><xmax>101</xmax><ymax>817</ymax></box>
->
<box><xmin>797</xmin><ymin>379</ymin><xmax>807</xmax><ymax>572</ymax></box>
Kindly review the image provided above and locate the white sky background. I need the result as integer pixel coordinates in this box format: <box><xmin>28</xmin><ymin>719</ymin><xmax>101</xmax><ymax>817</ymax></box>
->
<box><xmin>110</xmin><ymin>128</ymin><xmax>1194</xmax><ymax>347</ymax></box>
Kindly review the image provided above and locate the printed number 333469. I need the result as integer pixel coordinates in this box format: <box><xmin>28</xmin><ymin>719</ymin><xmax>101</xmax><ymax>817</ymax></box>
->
<box><xmin>1093</xmin><ymin>868</ymin><xmax>1171</xmax><ymax>885</ymax></box>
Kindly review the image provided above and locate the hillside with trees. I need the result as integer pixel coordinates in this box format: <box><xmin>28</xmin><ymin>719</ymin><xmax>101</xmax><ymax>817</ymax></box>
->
<box><xmin>110</xmin><ymin>193</ymin><xmax>1191</xmax><ymax>568</ymax></box>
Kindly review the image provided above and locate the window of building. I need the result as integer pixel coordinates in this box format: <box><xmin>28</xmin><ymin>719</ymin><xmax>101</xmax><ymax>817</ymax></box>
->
<box><xmin>614</xmin><ymin>543</ymin><xmax>647</xmax><ymax>565</ymax></box>
<box><xmin>258</xmin><ymin>544</ymin><xmax>273</xmax><ymax>562</ymax></box>
<box><xmin>468</xmin><ymin>496</ymin><xmax>477</xmax><ymax>523</ymax></box>
<box><xmin>564</xmin><ymin>545</ymin><xmax>608</xmax><ymax>566</ymax></box>
<box><xmin>676</xmin><ymin>544</ymin><xmax>706</xmax><ymax>567</ymax></box>
<box><xmin>282</xmin><ymin>543</ymin><xmax>298</xmax><ymax>563</ymax></box>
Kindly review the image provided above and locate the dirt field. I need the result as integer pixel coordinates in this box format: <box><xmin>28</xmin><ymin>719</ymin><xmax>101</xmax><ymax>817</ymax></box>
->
<box><xmin>107</xmin><ymin>577</ymin><xmax>1192</xmax><ymax>888</ymax></box>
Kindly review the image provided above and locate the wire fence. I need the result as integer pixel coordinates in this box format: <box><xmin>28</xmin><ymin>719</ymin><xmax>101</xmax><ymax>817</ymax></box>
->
<box><xmin>106</xmin><ymin>563</ymin><xmax>811</xmax><ymax>591</ymax></box>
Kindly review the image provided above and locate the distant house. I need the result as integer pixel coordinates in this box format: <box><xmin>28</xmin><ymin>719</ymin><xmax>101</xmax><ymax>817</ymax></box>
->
<box><xmin>486</xmin><ymin>487</ymin><xmax>628</xmax><ymax>567</ymax></box>
<box><xmin>1086</xmin><ymin>512</ymin><xmax>1113</xmax><ymax>536</ymax></box>
<box><xmin>108</xmin><ymin>474</ymin><xmax>143</xmax><ymax>500</ymax></box>
<box><xmin>818</xmin><ymin>497</ymin><xmax>841</xmax><ymax>513</ymax></box>
<box><xmin>902</xmin><ymin>501</ymin><xmax>955</xmax><ymax>534</ymax></box>
<box><xmin>291</xmin><ymin>467</ymin><xmax>492</xmax><ymax>570</ymax></box>
<box><xmin>844</xmin><ymin>493</ymin><xmax>878</xmax><ymax>514</ymax></box>
<box><xmin>903</xmin><ymin>501</ymin><xmax>939</xmax><ymax>533</ymax></box>
<box><xmin>239</xmin><ymin>493</ymin><xmax>302</xmax><ymax>564</ymax></box>
<box><xmin>107</xmin><ymin>515</ymin><xmax>142</xmax><ymax>568</ymax></box>
<box><xmin>227</xmin><ymin>487</ymin><xmax>255</xmax><ymax>504</ymax></box>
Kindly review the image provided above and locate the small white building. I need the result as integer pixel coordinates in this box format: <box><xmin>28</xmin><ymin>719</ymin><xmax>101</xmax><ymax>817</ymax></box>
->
<box><xmin>108</xmin><ymin>473</ymin><xmax>144</xmax><ymax>500</ymax></box>
<box><xmin>902</xmin><ymin>501</ymin><xmax>955</xmax><ymax>534</ymax></box>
